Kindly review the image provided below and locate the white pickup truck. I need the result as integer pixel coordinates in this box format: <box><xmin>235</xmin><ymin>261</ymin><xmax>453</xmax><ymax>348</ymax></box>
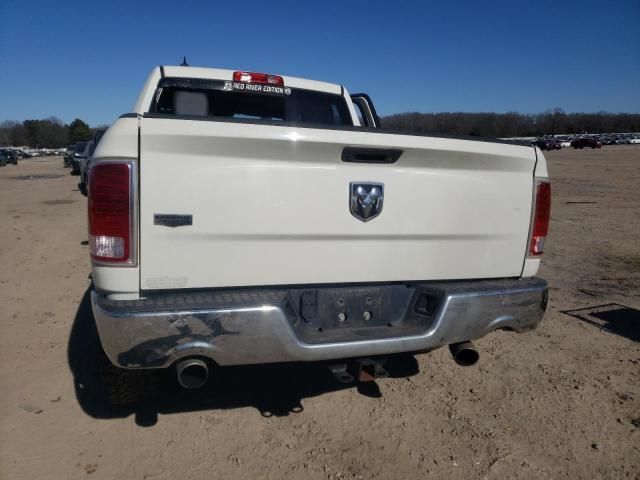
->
<box><xmin>89</xmin><ymin>65</ymin><xmax>550</xmax><ymax>388</ymax></box>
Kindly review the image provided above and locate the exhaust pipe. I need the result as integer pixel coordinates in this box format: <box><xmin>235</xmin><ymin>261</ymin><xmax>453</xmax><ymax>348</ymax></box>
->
<box><xmin>449</xmin><ymin>341</ymin><xmax>479</xmax><ymax>366</ymax></box>
<box><xmin>176</xmin><ymin>358</ymin><xmax>209</xmax><ymax>389</ymax></box>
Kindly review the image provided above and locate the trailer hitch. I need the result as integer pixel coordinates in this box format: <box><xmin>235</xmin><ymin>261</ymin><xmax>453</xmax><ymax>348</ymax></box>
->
<box><xmin>328</xmin><ymin>358</ymin><xmax>389</xmax><ymax>384</ymax></box>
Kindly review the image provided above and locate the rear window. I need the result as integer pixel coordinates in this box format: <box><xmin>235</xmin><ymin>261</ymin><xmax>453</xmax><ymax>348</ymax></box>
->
<box><xmin>150</xmin><ymin>78</ymin><xmax>352</xmax><ymax>126</ymax></box>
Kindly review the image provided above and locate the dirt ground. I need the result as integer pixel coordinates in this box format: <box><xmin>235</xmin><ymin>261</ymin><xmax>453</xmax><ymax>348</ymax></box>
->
<box><xmin>1</xmin><ymin>147</ymin><xmax>639</xmax><ymax>480</ymax></box>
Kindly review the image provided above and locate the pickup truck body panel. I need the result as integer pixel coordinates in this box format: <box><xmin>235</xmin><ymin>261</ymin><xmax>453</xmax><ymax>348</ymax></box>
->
<box><xmin>138</xmin><ymin>117</ymin><xmax>536</xmax><ymax>290</ymax></box>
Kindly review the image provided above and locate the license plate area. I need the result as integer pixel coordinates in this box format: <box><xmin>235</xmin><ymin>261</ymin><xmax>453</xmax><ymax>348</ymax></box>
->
<box><xmin>287</xmin><ymin>285</ymin><xmax>441</xmax><ymax>344</ymax></box>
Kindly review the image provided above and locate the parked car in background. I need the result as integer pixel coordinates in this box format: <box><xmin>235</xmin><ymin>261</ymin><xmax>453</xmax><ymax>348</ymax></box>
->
<box><xmin>77</xmin><ymin>141</ymin><xmax>94</xmax><ymax>194</ymax></box>
<box><xmin>0</xmin><ymin>149</ymin><xmax>19</xmax><ymax>165</ymax></box>
<box><xmin>64</xmin><ymin>145</ymin><xmax>76</xmax><ymax>167</ymax></box>
<box><xmin>601</xmin><ymin>136</ymin><xmax>621</xmax><ymax>145</ymax></box>
<box><xmin>79</xmin><ymin>141</ymin><xmax>94</xmax><ymax>181</ymax></box>
<box><xmin>13</xmin><ymin>149</ymin><xmax>26</xmax><ymax>159</ymax></box>
<box><xmin>571</xmin><ymin>137</ymin><xmax>602</xmax><ymax>149</ymax></box>
<box><xmin>70</xmin><ymin>142</ymin><xmax>88</xmax><ymax>174</ymax></box>
<box><xmin>0</xmin><ymin>150</ymin><xmax>10</xmax><ymax>166</ymax></box>
<box><xmin>532</xmin><ymin>138</ymin><xmax>561</xmax><ymax>151</ymax></box>
<box><xmin>531</xmin><ymin>139</ymin><xmax>551</xmax><ymax>151</ymax></box>
<box><xmin>78</xmin><ymin>129</ymin><xmax>106</xmax><ymax>196</ymax></box>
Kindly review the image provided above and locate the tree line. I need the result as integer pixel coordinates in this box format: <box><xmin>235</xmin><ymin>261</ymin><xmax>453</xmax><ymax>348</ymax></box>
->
<box><xmin>381</xmin><ymin>109</ymin><xmax>640</xmax><ymax>138</ymax></box>
<box><xmin>2</xmin><ymin>110</ymin><xmax>640</xmax><ymax>147</ymax></box>
<box><xmin>0</xmin><ymin>118</ymin><xmax>97</xmax><ymax>148</ymax></box>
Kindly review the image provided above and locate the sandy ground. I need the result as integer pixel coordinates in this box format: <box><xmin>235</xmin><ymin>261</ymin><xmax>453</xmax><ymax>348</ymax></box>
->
<box><xmin>0</xmin><ymin>147</ymin><xmax>639</xmax><ymax>480</ymax></box>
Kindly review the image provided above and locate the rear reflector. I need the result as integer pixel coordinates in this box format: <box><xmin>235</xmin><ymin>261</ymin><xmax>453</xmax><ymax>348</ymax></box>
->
<box><xmin>233</xmin><ymin>71</ymin><xmax>284</xmax><ymax>86</ymax></box>
<box><xmin>529</xmin><ymin>180</ymin><xmax>551</xmax><ymax>256</ymax></box>
<box><xmin>88</xmin><ymin>162</ymin><xmax>135</xmax><ymax>264</ymax></box>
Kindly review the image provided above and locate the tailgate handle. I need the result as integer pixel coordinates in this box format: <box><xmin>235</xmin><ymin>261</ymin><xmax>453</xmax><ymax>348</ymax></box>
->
<box><xmin>341</xmin><ymin>147</ymin><xmax>403</xmax><ymax>164</ymax></box>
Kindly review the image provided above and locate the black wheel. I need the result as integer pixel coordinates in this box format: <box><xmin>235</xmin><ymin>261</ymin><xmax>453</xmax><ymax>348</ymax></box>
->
<box><xmin>79</xmin><ymin>178</ymin><xmax>88</xmax><ymax>196</ymax></box>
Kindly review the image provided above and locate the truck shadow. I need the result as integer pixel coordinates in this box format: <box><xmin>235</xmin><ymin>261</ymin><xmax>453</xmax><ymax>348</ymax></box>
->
<box><xmin>68</xmin><ymin>288</ymin><xmax>420</xmax><ymax>427</ymax></box>
<box><xmin>562</xmin><ymin>303</ymin><xmax>640</xmax><ymax>343</ymax></box>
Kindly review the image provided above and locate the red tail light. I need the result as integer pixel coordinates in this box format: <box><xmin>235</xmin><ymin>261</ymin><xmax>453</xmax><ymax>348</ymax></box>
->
<box><xmin>529</xmin><ymin>180</ymin><xmax>551</xmax><ymax>256</ymax></box>
<box><xmin>233</xmin><ymin>71</ymin><xmax>284</xmax><ymax>86</ymax></box>
<box><xmin>88</xmin><ymin>162</ymin><xmax>136</xmax><ymax>264</ymax></box>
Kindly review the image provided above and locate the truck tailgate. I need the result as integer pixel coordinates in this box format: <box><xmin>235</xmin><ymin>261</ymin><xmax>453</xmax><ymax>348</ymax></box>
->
<box><xmin>139</xmin><ymin>118</ymin><xmax>536</xmax><ymax>290</ymax></box>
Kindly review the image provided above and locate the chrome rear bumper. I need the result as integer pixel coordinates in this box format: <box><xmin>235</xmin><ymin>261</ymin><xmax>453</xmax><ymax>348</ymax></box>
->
<box><xmin>92</xmin><ymin>277</ymin><xmax>548</xmax><ymax>369</ymax></box>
